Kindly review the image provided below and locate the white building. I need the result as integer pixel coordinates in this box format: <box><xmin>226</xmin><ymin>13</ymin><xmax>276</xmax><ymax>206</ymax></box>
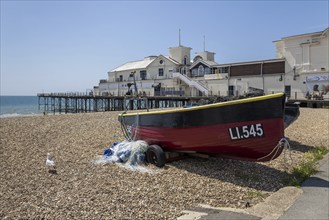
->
<box><xmin>95</xmin><ymin>27</ymin><xmax>329</xmax><ymax>99</ymax></box>
<box><xmin>95</xmin><ymin>45</ymin><xmax>199</xmax><ymax>97</ymax></box>
<box><xmin>274</xmin><ymin>28</ymin><xmax>329</xmax><ymax>99</ymax></box>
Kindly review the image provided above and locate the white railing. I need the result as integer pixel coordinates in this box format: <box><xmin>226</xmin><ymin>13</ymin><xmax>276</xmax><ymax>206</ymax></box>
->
<box><xmin>173</xmin><ymin>72</ymin><xmax>209</xmax><ymax>96</ymax></box>
<box><xmin>204</xmin><ymin>73</ymin><xmax>228</xmax><ymax>80</ymax></box>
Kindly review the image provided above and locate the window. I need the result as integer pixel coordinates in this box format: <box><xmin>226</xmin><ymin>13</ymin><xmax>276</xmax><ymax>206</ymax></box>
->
<box><xmin>205</xmin><ymin>67</ymin><xmax>211</xmax><ymax>74</ymax></box>
<box><xmin>228</xmin><ymin>85</ymin><xmax>235</xmax><ymax>96</ymax></box>
<box><xmin>198</xmin><ymin>65</ymin><xmax>205</xmax><ymax>76</ymax></box>
<box><xmin>219</xmin><ymin>67</ymin><xmax>229</xmax><ymax>73</ymax></box>
<box><xmin>285</xmin><ymin>85</ymin><xmax>291</xmax><ymax>98</ymax></box>
<box><xmin>140</xmin><ymin>70</ymin><xmax>147</xmax><ymax>80</ymax></box>
<box><xmin>181</xmin><ymin>67</ymin><xmax>186</xmax><ymax>75</ymax></box>
<box><xmin>158</xmin><ymin>68</ymin><xmax>164</xmax><ymax>77</ymax></box>
<box><xmin>119</xmin><ymin>75</ymin><xmax>123</xmax><ymax>82</ymax></box>
<box><xmin>191</xmin><ymin>68</ymin><xmax>198</xmax><ymax>77</ymax></box>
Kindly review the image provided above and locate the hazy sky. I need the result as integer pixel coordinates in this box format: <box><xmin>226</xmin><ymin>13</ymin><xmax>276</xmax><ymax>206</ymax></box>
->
<box><xmin>1</xmin><ymin>1</ymin><xmax>328</xmax><ymax>95</ymax></box>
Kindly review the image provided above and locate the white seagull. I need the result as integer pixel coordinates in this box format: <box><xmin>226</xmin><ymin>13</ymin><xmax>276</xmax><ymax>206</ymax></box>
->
<box><xmin>46</xmin><ymin>153</ymin><xmax>56</xmax><ymax>171</ymax></box>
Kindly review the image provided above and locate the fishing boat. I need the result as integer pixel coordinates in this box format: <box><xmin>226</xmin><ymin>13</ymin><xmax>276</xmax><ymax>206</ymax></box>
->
<box><xmin>118</xmin><ymin>93</ymin><xmax>291</xmax><ymax>167</ymax></box>
<box><xmin>284</xmin><ymin>102</ymin><xmax>300</xmax><ymax>128</ymax></box>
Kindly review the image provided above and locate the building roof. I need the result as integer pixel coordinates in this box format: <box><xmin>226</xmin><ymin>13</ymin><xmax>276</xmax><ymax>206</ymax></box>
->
<box><xmin>190</xmin><ymin>59</ymin><xmax>219</xmax><ymax>69</ymax></box>
<box><xmin>273</xmin><ymin>27</ymin><xmax>328</xmax><ymax>42</ymax></box>
<box><xmin>215</xmin><ymin>58</ymin><xmax>285</xmax><ymax>67</ymax></box>
<box><xmin>168</xmin><ymin>45</ymin><xmax>192</xmax><ymax>50</ymax></box>
<box><xmin>110</xmin><ymin>55</ymin><xmax>181</xmax><ymax>73</ymax></box>
<box><xmin>202</xmin><ymin>60</ymin><xmax>219</xmax><ymax>66</ymax></box>
<box><xmin>164</xmin><ymin>56</ymin><xmax>180</xmax><ymax>65</ymax></box>
<box><xmin>110</xmin><ymin>57</ymin><xmax>157</xmax><ymax>72</ymax></box>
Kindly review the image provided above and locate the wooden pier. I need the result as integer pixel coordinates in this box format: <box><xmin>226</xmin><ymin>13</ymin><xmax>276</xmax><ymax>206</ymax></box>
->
<box><xmin>37</xmin><ymin>93</ymin><xmax>200</xmax><ymax>114</ymax></box>
<box><xmin>38</xmin><ymin>93</ymin><xmax>329</xmax><ymax>115</ymax></box>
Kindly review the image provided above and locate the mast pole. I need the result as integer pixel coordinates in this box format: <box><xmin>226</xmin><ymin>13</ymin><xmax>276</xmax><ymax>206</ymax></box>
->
<box><xmin>179</xmin><ymin>29</ymin><xmax>181</xmax><ymax>46</ymax></box>
<box><xmin>203</xmin><ymin>35</ymin><xmax>206</xmax><ymax>51</ymax></box>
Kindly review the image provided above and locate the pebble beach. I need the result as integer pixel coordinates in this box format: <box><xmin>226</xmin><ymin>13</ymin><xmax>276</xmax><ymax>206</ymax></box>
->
<box><xmin>0</xmin><ymin>108</ymin><xmax>328</xmax><ymax>219</ymax></box>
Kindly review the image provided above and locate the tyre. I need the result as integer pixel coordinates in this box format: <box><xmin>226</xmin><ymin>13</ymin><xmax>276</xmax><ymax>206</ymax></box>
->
<box><xmin>146</xmin><ymin>145</ymin><xmax>166</xmax><ymax>168</ymax></box>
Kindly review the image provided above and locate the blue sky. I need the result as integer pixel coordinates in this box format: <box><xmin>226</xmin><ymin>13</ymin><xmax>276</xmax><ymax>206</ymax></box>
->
<box><xmin>1</xmin><ymin>1</ymin><xmax>328</xmax><ymax>95</ymax></box>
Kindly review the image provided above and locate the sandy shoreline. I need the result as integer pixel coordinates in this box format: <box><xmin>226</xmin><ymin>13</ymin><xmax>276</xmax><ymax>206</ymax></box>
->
<box><xmin>0</xmin><ymin>108</ymin><xmax>328</xmax><ymax>219</ymax></box>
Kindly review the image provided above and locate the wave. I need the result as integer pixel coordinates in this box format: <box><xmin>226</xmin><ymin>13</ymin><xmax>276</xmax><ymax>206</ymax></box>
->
<box><xmin>0</xmin><ymin>112</ymin><xmax>42</xmax><ymax>118</ymax></box>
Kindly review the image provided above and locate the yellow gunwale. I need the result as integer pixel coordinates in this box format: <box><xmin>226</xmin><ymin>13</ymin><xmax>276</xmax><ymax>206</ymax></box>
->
<box><xmin>120</xmin><ymin>93</ymin><xmax>284</xmax><ymax>117</ymax></box>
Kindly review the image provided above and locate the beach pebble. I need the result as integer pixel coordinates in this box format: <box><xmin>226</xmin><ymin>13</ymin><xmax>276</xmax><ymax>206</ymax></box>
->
<box><xmin>0</xmin><ymin>108</ymin><xmax>328</xmax><ymax>219</ymax></box>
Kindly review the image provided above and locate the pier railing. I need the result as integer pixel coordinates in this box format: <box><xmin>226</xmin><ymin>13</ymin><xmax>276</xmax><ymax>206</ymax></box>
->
<box><xmin>37</xmin><ymin>92</ymin><xmax>94</xmax><ymax>97</ymax></box>
<box><xmin>37</xmin><ymin>93</ymin><xmax>193</xmax><ymax>114</ymax></box>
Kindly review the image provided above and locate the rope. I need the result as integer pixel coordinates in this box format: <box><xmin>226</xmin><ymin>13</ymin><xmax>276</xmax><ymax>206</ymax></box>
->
<box><xmin>120</xmin><ymin>113</ymin><xmax>131</xmax><ymax>141</ymax></box>
<box><xmin>131</xmin><ymin>113</ymin><xmax>139</xmax><ymax>141</ymax></box>
<box><xmin>282</xmin><ymin>138</ymin><xmax>294</xmax><ymax>167</ymax></box>
<box><xmin>257</xmin><ymin>137</ymin><xmax>292</xmax><ymax>163</ymax></box>
<box><xmin>119</xmin><ymin>112</ymin><xmax>140</xmax><ymax>142</ymax></box>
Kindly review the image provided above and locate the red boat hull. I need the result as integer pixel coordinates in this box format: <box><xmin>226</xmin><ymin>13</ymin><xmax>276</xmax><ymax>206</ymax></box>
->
<box><xmin>132</xmin><ymin>118</ymin><xmax>284</xmax><ymax>161</ymax></box>
<box><xmin>119</xmin><ymin>93</ymin><xmax>286</xmax><ymax>162</ymax></box>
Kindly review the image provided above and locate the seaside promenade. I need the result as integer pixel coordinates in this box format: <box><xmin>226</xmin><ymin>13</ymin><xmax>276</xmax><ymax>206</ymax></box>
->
<box><xmin>179</xmin><ymin>154</ymin><xmax>329</xmax><ymax>219</ymax></box>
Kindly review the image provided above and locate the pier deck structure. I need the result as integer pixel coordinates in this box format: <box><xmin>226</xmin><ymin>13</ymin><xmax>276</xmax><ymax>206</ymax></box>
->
<box><xmin>37</xmin><ymin>93</ymin><xmax>196</xmax><ymax>114</ymax></box>
<box><xmin>38</xmin><ymin>93</ymin><xmax>329</xmax><ymax>115</ymax></box>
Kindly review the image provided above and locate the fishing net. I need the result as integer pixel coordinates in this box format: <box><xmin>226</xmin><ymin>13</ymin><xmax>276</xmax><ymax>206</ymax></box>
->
<box><xmin>93</xmin><ymin>140</ymin><xmax>152</xmax><ymax>172</ymax></box>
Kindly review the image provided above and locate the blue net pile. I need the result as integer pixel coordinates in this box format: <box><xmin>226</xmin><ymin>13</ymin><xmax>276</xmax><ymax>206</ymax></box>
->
<box><xmin>93</xmin><ymin>140</ymin><xmax>151</xmax><ymax>172</ymax></box>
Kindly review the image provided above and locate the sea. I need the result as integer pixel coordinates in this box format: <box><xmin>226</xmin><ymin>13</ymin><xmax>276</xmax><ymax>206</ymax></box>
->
<box><xmin>0</xmin><ymin>96</ymin><xmax>41</xmax><ymax>118</ymax></box>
